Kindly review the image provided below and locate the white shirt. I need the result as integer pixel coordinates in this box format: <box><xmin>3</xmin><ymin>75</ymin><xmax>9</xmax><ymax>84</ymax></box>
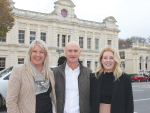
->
<box><xmin>64</xmin><ymin>63</ymin><xmax>80</xmax><ymax>113</ymax></box>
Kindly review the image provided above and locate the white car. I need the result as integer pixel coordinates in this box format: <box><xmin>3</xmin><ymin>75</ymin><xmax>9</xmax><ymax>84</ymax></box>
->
<box><xmin>0</xmin><ymin>65</ymin><xmax>57</xmax><ymax>108</ymax></box>
<box><xmin>0</xmin><ymin>66</ymin><xmax>13</xmax><ymax>107</ymax></box>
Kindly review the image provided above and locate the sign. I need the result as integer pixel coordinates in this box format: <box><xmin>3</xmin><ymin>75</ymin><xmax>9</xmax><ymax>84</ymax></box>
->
<box><xmin>56</xmin><ymin>50</ymin><xmax>64</xmax><ymax>53</ymax></box>
<box><xmin>142</xmin><ymin>70</ymin><xmax>144</xmax><ymax>72</ymax></box>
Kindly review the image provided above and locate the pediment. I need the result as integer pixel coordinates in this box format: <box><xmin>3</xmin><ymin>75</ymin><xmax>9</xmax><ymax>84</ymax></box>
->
<box><xmin>104</xmin><ymin>16</ymin><xmax>117</xmax><ymax>22</ymax></box>
<box><xmin>55</xmin><ymin>0</ymin><xmax>75</xmax><ymax>7</ymax></box>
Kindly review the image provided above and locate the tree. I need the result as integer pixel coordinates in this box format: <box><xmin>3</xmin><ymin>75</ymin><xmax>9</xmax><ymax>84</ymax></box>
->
<box><xmin>119</xmin><ymin>36</ymin><xmax>150</xmax><ymax>48</ymax></box>
<box><xmin>0</xmin><ymin>0</ymin><xmax>15</xmax><ymax>39</ymax></box>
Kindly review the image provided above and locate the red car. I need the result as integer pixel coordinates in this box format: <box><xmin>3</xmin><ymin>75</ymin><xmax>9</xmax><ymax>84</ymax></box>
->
<box><xmin>131</xmin><ymin>75</ymin><xmax>149</xmax><ymax>82</ymax></box>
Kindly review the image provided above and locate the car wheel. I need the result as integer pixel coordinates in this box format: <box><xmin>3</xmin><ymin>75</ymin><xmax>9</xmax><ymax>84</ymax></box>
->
<box><xmin>0</xmin><ymin>96</ymin><xmax>2</xmax><ymax>108</ymax></box>
<box><xmin>138</xmin><ymin>79</ymin><xmax>140</xmax><ymax>82</ymax></box>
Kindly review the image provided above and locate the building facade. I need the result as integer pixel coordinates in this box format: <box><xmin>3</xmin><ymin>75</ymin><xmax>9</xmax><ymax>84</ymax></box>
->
<box><xmin>0</xmin><ymin>0</ymin><xmax>120</xmax><ymax>72</ymax></box>
<box><xmin>119</xmin><ymin>43</ymin><xmax>150</xmax><ymax>75</ymax></box>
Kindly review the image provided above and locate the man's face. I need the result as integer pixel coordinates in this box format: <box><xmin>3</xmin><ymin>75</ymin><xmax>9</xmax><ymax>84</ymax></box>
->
<box><xmin>65</xmin><ymin>42</ymin><xmax>81</xmax><ymax>64</ymax></box>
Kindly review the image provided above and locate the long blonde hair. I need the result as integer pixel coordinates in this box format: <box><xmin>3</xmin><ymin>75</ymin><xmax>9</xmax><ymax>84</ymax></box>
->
<box><xmin>95</xmin><ymin>46</ymin><xmax>122</xmax><ymax>81</ymax></box>
<box><xmin>24</xmin><ymin>40</ymin><xmax>52</xmax><ymax>79</ymax></box>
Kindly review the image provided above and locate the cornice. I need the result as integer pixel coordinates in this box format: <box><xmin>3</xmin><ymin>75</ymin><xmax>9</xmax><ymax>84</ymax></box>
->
<box><xmin>12</xmin><ymin>8</ymin><xmax>119</xmax><ymax>31</ymax></box>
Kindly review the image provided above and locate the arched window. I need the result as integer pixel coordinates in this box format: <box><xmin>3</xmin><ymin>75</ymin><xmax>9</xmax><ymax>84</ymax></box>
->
<box><xmin>145</xmin><ymin>57</ymin><xmax>147</xmax><ymax>70</ymax></box>
<box><xmin>139</xmin><ymin>57</ymin><xmax>141</xmax><ymax>70</ymax></box>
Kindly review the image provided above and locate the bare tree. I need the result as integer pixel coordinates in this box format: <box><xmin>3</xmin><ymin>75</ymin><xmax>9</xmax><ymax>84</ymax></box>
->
<box><xmin>119</xmin><ymin>36</ymin><xmax>150</xmax><ymax>48</ymax></box>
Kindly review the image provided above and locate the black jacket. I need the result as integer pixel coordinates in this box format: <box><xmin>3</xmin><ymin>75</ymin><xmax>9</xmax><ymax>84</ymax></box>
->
<box><xmin>90</xmin><ymin>72</ymin><xmax>134</xmax><ymax>113</ymax></box>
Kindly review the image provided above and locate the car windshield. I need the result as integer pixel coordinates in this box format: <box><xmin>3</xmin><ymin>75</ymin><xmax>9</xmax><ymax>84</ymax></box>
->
<box><xmin>0</xmin><ymin>66</ymin><xmax>13</xmax><ymax>78</ymax></box>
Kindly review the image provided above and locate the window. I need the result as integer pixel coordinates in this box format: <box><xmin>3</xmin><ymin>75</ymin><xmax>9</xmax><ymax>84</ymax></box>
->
<box><xmin>41</xmin><ymin>32</ymin><xmax>46</xmax><ymax>42</ymax></box>
<box><xmin>87</xmin><ymin>61</ymin><xmax>91</xmax><ymax>69</ymax></box>
<box><xmin>18</xmin><ymin>58</ymin><xmax>24</xmax><ymax>64</ymax></box>
<box><xmin>121</xmin><ymin>62</ymin><xmax>125</xmax><ymax>69</ymax></box>
<box><xmin>139</xmin><ymin>57</ymin><xmax>141</xmax><ymax>70</ymax></box>
<box><xmin>79</xmin><ymin>37</ymin><xmax>83</xmax><ymax>48</ymax></box>
<box><xmin>0</xmin><ymin>37</ymin><xmax>6</xmax><ymax>42</ymax></box>
<box><xmin>57</xmin><ymin>34</ymin><xmax>59</xmax><ymax>47</ymax></box>
<box><xmin>119</xmin><ymin>52</ymin><xmax>125</xmax><ymax>59</ymax></box>
<box><xmin>95</xmin><ymin>39</ymin><xmax>99</xmax><ymax>50</ymax></box>
<box><xmin>18</xmin><ymin>30</ymin><xmax>25</xmax><ymax>44</ymax></box>
<box><xmin>30</xmin><ymin>31</ymin><xmax>36</xmax><ymax>44</ymax></box>
<box><xmin>95</xmin><ymin>61</ymin><xmax>98</xmax><ymax>71</ymax></box>
<box><xmin>87</xmin><ymin>38</ymin><xmax>91</xmax><ymax>49</ymax></box>
<box><xmin>0</xmin><ymin>58</ymin><xmax>5</xmax><ymax>71</ymax></box>
<box><xmin>107</xmin><ymin>40</ymin><xmax>111</xmax><ymax>46</ymax></box>
<box><xmin>68</xmin><ymin>35</ymin><xmax>70</xmax><ymax>42</ymax></box>
<box><xmin>62</xmin><ymin>35</ymin><xmax>66</xmax><ymax>47</ymax></box>
<box><xmin>146</xmin><ymin>57</ymin><xmax>147</xmax><ymax>70</ymax></box>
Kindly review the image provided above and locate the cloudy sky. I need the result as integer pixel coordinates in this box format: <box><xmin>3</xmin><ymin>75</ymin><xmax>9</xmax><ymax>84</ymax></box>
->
<box><xmin>12</xmin><ymin>0</ymin><xmax>150</xmax><ymax>39</ymax></box>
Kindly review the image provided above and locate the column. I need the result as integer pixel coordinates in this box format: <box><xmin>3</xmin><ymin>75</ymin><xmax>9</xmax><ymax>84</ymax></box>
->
<box><xmin>91</xmin><ymin>33</ymin><xmax>95</xmax><ymax>50</ymax></box>
<box><xmin>136</xmin><ymin>53</ymin><xmax>139</xmax><ymax>74</ymax></box>
<box><xmin>26</xmin><ymin>24</ymin><xmax>30</xmax><ymax>45</ymax></box>
<box><xmin>15</xmin><ymin>21</ymin><xmax>18</xmax><ymax>44</ymax></box>
<box><xmin>133</xmin><ymin>53</ymin><xmax>135</xmax><ymax>73</ymax></box>
<box><xmin>46</xmin><ymin>25</ymin><xmax>51</xmax><ymax>46</ymax></box>
<box><xmin>37</xmin><ymin>25</ymin><xmax>40</xmax><ymax>40</ymax></box>
<box><xmin>84</xmin><ymin>32</ymin><xmax>87</xmax><ymax>49</ymax></box>
<box><xmin>66</xmin><ymin>35</ymin><xmax>68</xmax><ymax>45</ymax></box>
<box><xmin>91</xmin><ymin>55</ymin><xmax>95</xmax><ymax>72</ymax></box>
<box><xmin>83</xmin><ymin>55</ymin><xmax>87</xmax><ymax>67</ymax></box>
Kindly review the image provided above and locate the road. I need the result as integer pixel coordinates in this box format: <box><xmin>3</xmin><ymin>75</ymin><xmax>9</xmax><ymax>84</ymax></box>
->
<box><xmin>0</xmin><ymin>82</ymin><xmax>150</xmax><ymax>113</ymax></box>
<box><xmin>133</xmin><ymin>82</ymin><xmax>150</xmax><ymax>113</ymax></box>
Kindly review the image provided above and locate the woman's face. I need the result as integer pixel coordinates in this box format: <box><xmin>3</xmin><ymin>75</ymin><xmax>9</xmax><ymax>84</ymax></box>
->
<box><xmin>31</xmin><ymin>45</ymin><xmax>45</xmax><ymax>67</ymax></box>
<box><xmin>102</xmin><ymin>51</ymin><xmax>115</xmax><ymax>72</ymax></box>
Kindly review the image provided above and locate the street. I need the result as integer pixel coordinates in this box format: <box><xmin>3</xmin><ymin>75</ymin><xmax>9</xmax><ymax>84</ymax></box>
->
<box><xmin>133</xmin><ymin>82</ymin><xmax>150</xmax><ymax>113</ymax></box>
<box><xmin>0</xmin><ymin>82</ymin><xmax>150</xmax><ymax>113</ymax></box>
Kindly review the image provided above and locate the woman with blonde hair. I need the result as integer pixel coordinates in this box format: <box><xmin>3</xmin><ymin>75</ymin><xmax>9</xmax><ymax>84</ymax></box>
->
<box><xmin>90</xmin><ymin>46</ymin><xmax>133</xmax><ymax>113</ymax></box>
<box><xmin>6</xmin><ymin>40</ymin><xmax>57</xmax><ymax>113</ymax></box>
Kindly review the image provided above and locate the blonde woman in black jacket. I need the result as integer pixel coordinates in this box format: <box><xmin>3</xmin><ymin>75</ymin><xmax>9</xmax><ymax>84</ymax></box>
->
<box><xmin>90</xmin><ymin>46</ymin><xmax>134</xmax><ymax>113</ymax></box>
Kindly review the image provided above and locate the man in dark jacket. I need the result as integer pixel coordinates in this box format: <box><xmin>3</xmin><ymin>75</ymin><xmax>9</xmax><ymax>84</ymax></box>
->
<box><xmin>53</xmin><ymin>41</ymin><xmax>92</xmax><ymax>113</ymax></box>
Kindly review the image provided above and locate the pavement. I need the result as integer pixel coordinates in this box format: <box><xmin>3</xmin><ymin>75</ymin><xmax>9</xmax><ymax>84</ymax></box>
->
<box><xmin>0</xmin><ymin>81</ymin><xmax>150</xmax><ymax>113</ymax></box>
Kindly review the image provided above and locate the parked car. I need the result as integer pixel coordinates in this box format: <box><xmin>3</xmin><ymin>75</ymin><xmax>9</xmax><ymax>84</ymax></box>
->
<box><xmin>0</xmin><ymin>66</ymin><xmax>13</xmax><ymax>107</ymax></box>
<box><xmin>0</xmin><ymin>65</ymin><xmax>57</xmax><ymax>108</ymax></box>
<box><xmin>131</xmin><ymin>75</ymin><xmax>149</xmax><ymax>82</ymax></box>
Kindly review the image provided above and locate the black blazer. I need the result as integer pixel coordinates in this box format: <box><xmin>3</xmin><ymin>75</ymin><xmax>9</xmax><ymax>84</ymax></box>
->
<box><xmin>90</xmin><ymin>72</ymin><xmax>134</xmax><ymax>113</ymax></box>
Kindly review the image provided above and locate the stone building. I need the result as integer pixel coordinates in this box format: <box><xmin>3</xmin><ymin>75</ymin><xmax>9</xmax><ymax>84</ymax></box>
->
<box><xmin>119</xmin><ymin>43</ymin><xmax>150</xmax><ymax>75</ymax></box>
<box><xmin>0</xmin><ymin>0</ymin><xmax>120</xmax><ymax>72</ymax></box>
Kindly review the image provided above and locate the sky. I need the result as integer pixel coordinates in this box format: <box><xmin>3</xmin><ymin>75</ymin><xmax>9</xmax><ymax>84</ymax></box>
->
<box><xmin>12</xmin><ymin>0</ymin><xmax>150</xmax><ymax>39</ymax></box>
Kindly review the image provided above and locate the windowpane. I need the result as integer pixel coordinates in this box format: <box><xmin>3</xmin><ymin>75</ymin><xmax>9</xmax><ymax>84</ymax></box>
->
<box><xmin>79</xmin><ymin>37</ymin><xmax>83</xmax><ymax>48</ymax></box>
<box><xmin>0</xmin><ymin>37</ymin><xmax>6</xmax><ymax>42</ymax></box>
<box><xmin>87</xmin><ymin>61</ymin><xmax>91</xmax><ymax>69</ymax></box>
<box><xmin>18</xmin><ymin>30</ymin><xmax>25</xmax><ymax>44</ymax></box>
<box><xmin>139</xmin><ymin>57</ymin><xmax>141</xmax><ymax>70</ymax></box>
<box><xmin>119</xmin><ymin>52</ymin><xmax>125</xmax><ymax>59</ymax></box>
<box><xmin>95</xmin><ymin>61</ymin><xmax>98</xmax><ymax>71</ymax></box>
<box><xmin>146</xmin><ymin>58</ymin><xmax>147</xmax><ymax>70</ymax></box>
<box><xmin>57</xmin><ymin>34</ymin><xmax>59</xmax><ymax>47</ymax></box>
<box><xmin>108</xmin><ymin>40</ymin><xmax>111</xmax><ymax>46</ymax></box>
<box><xmin>68</xmin><ymin>35</ymin><xmax>70</xmax><ymax>42</ymax></box>
<box><xmin>0</xmin><ymin>58</ymin><xmax>5</xmax><ymax>71</ymax></box>
<box><xmin>95</xmin><ymin>39</ymin><xmax>99</xmax><ymax>50</ymax></box>
<box><xmin>121</xmin><ymin>62</ymin><xmax>125</xmax><ymax>69</ymax></box>
<box><xmin>87</xmin><ymin>38</ymin><xmax>91</xmax><ymax>49</ymax></box>
<box><xmin>41</xmin><ymin>32</ymin><xmax>46</xmax><ymax>42</ymax></box>
<box><xmin>62</xmin><ymin>35</ymin><xmax>66</xmax><ymax>47</ymax></box>
<box><xmin>30</xmin><ymin>31</ymin><xmax>36</xmax><ymax>44</ymax></box>
<box><xmin>18</xmin><ymin>58</ymin><xmax>24</xmax><ymax>64</ymax></box>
